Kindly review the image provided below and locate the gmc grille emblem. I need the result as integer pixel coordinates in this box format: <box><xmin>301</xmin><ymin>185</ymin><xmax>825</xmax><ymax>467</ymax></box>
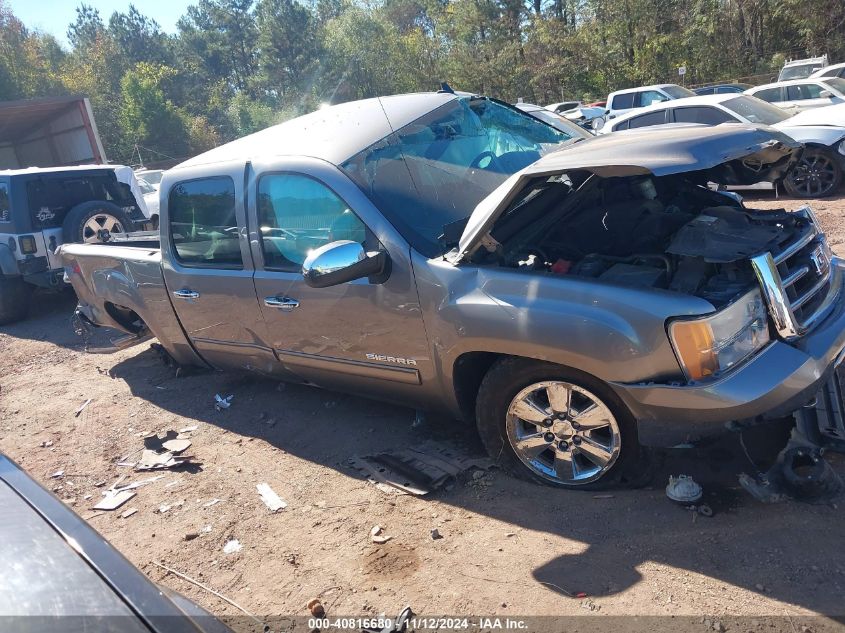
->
<box><xmin>810</xmin><ymin>245</ymin><xmax>830</xmax><ymax>277</ymax></box>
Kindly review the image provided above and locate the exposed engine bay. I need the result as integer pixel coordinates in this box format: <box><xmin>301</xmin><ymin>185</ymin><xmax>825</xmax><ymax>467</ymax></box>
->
<box><xmin>482</xmin><ymin>172</ymin><xmax>814</xmax><ymax>307</ymax></box>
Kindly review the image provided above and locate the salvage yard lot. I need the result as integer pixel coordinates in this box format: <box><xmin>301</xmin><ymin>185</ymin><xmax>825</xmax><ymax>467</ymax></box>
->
<box><xmin>2</xmin><ymin>193</ymin><xmax>845</xmax><ymax>631</ymax></box>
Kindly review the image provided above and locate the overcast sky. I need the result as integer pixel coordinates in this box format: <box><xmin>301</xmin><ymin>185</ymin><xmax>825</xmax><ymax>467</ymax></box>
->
<box><xmin>7</xmin><ymin>0</ymin><xmax>193</xmax><ymax>46</ymax></box>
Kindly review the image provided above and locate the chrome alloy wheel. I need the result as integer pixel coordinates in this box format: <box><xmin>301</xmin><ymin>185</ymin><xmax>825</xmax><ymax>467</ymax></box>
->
<box><xmin>505</xmin><ymin>381</ymin><xmax>621</xmax><ymax>485</ymax></box>
<box><xmin>83</xmin><ymin>213</ymin><xmax>125</xmax><ymax>243</ymax></box>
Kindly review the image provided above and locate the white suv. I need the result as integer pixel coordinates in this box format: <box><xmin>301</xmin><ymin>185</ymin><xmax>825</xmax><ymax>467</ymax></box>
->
<box><xmin>603</xmin><ymin>84</ymin><xmax>695</xmax><ymax>124</ymax></box>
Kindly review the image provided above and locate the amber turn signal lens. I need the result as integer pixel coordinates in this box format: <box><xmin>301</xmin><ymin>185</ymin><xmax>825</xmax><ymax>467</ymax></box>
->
<box><xmin>669</xmin><ymin>320</ymin><xmax>718</xmax><ymax>381</ymax></box>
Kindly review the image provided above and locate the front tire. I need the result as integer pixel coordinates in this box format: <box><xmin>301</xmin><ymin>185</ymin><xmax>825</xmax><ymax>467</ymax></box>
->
<box><xmin>0</xmin><ymin>275</ymin><xmax>32</xmax><ymax>325</ymax></box>
<box><xmin>476</xmin><ymin>358</ymin><xmax>639</xmax><ymax>489</ymax></box>
<box><xmin>783</xmin><ymin>148</ymin><xmax>843</xmax><ymax>198</ymax></box>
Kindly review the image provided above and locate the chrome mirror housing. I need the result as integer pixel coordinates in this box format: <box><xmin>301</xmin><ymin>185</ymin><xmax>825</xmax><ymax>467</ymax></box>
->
<box><xmin>302</xmin><ymin>240</ymin><xmax>389</xmax><ymax>288</ymax></box>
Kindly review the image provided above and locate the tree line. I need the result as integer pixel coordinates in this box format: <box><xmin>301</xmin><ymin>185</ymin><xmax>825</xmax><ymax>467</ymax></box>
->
<box><xmin>1</xmin><ymin>0</ymin><xmax>843</xmax><ymax>165</ymax></box>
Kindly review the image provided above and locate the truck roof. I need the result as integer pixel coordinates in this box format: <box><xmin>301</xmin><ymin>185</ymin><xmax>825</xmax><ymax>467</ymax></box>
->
<box><xmin>175</xmin><ymin>92</ymin><xmax>460</xmax><ymax>171</ymax></box>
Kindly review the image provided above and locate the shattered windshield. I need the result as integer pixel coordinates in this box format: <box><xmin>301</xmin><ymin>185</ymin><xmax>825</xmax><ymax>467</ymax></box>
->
<box><xmin>341</xmin><ymin>96</ymin><xmax>575</xmax><ymax>257</ymax></box>
<box><xmin>722</xmin><ymin>96</ymin><xmax>792</xmax><ymax>125</ymax></box>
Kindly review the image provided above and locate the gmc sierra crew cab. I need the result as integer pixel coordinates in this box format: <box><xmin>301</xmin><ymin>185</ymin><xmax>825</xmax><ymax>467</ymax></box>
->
<box><xmin>60</xmin><ymin>92</ymin><xmax>845</xmax><ymax>488</ymax></box>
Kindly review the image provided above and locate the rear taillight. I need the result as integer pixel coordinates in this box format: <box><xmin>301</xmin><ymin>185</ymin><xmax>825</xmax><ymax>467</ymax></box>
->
<box><xmin>19</xmin><ymin>235</ymin><xmax>36</xmax><ymax>254</ymax></box>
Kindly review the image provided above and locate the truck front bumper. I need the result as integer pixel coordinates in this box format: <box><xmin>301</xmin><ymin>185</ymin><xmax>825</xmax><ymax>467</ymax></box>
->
<box><xmin>612</xmin><ymin>261</ymin><xmax>845</xmax><ymax>447</ymax></box>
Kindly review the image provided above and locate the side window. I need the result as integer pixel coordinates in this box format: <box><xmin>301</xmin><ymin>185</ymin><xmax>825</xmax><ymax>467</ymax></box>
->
<box><xmin>0</xmin><ymin>183</ymin><xmax>9</xmax><ymax>222</ymax></box>
<box><xmin>258</xmin><ymin>173</ymin><xmax>366</xmax><ymax>271</ymax></box>
<box><xmin>636</xmin><ymin>90</ymin><xmax>669</xmax><ymax>107</ymax></box>
<box><xmin>611</xmin><ymin>93</ymin><xmax>635</xmax><ymax>110</ymax></box>
<box><xmin>787</xmin><ymin>83</ymin><xmax>823</xmax><ymax>100</ymax></box>
<box><xmin>613</xmin><ymin>119</ymin><xmax>630</xmax><ymax>131</ymax></box>
<box><xmin>673</xmin><ymin>107</ymin><xmax>734</xmax><ymax>125</ymax></box>
<box><xmin>753</xmin><ymin>87</ymin><xmax>782</xmax><ymax>103</ymax></box>
<box><xmin>169</xmin><ymin>176</ymin><xmax>241</xmax><ymax>267</ymax></box>
<box><xmin>627</xmin><ymin>110</ymin><xmax>668</xmax><ymax>129</ymax></box>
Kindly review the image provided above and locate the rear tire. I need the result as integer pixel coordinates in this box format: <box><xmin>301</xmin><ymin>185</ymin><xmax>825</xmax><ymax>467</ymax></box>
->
<box><xmin>782</xmin><ymin>148</ymin><xmax>843</xmax><ymax>198</ymax></box>
<box><xmin>0</xmin><ymin>276</ymin><xmax>32</xmax><ymax>325</ymax></box>
<box><xmin>475</xmin><ymin>357</ymin><xmax>640</xmax><ymax>489</ymax></box>
<box><xmin>62</xmin><ymin>201</ymin><xmax>133</xmax><ymax>244</ymax></box>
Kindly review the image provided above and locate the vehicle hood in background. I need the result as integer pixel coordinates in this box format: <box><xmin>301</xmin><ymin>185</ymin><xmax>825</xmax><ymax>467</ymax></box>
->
<box><xmin>783</xmin><ymin>102</ymin><xmax>845</xmax><ymax>128</ymax></box>
<box><xmin>454</xmin><ymin>124</ymin><xmax>801</xmax><ymax>262</ymax></box>
<box><xmin>774</xmin><ymin>124</ymin><xmax>845</xmax><ymax>146</ymax></box>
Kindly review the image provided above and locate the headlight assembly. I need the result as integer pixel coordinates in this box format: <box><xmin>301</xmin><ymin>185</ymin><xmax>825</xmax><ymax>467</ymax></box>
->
<box><xmin>669</xmin><ymin>289</ymin><xmax>771</xmax><ymax>382</ymax></box>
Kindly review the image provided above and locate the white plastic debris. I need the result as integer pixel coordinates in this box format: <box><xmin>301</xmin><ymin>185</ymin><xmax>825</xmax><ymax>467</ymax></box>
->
<box><xmin>74</xmin><ymin>398</ymin><xmax>92</xmax><ymax>417</ymax></box>
<box><xmin>370</xmin><ymin>525</ymin><xmax>392</xmax><ymax>544</ymax></box>
<box><xmin>666</xmin><ymin>475</ymin><xmax>703</xmax><ymax>503</ymax></box>
<box><xmin>214</xmin><ymin>394</ymin><xmax>233</xmax><ymax>410</ymax></box>
<box><xmin>204</xmin><ymin>498</ymin><xmax>222</xmax><ymax>507</ymax></box>
<box><xmin>256</xmin><ymin>483</ymin><xmax>287</xmax><ymax>512</ymax></box>
<box><xmin>223</xmin><ymin>538</ymin><xmax>242</xmax><ymax>554</ymax></box>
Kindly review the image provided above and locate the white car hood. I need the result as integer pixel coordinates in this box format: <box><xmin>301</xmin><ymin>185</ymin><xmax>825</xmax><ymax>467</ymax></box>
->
<box><xmin>783</xmin><ymin>103</ymin><xmax>845</xmax><ymax>127</ymax></box>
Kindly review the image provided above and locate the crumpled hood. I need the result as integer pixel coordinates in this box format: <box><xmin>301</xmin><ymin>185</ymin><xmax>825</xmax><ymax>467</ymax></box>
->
<box><xmin>454</xmin><ymin>124</ymin><xmax>801</xmax><ymax>261</ymax></box>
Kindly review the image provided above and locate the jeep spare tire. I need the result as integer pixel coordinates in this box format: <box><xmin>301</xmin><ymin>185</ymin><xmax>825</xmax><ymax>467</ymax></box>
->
<box><xmin>0</xmin><ymin>275</ymin><xmax>32</xmax><ymax>325</ymax></box>
<box><xmin>63</xmin><ymin>201</ymin><xmax>133</xmax><ymax>244</ymax></box>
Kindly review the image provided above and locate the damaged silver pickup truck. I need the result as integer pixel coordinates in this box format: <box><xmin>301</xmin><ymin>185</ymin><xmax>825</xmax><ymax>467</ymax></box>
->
<box><xmin>61</xmin><ymin>92</ymin><xmax>845</xmax><ymax>489</ymax></box>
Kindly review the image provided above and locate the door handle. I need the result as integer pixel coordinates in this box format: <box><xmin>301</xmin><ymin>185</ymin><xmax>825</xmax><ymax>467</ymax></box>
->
<box><xmin>264</xmin><ymin>295</ymin><xmax>300</xmax><ymax>311</ymax></box>
<box><xmin>173</xmin><ymin>288</ymin><xmax>200</xmax><ymax>300</ymax></box>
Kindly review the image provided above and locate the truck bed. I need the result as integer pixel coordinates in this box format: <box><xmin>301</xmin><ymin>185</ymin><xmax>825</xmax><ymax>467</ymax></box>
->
<box><xmin>60</xmin><ymin>242</ymin><xmax>200</xmax><ymax>365</ymax></box>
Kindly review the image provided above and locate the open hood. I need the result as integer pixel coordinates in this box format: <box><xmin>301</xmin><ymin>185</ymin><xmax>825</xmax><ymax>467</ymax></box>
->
<box><xmin>453</xmin><ymin>124</ymin><xmax>800</xmax><ymax>262</ymax></box>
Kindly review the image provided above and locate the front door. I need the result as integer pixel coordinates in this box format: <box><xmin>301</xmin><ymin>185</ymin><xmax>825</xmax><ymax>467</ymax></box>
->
<box><xmin>248</xmin><ymin>158</ymin><xmax>432</xmax><ymax>406</ymax></box>
<box><xmin>160</xmin><ymin>161</ymin><xmax>276</xmax><ymax>372</ymax></box>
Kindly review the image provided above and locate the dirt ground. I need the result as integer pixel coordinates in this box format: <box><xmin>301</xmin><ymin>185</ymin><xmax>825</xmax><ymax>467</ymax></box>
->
<box><xmin>2</xmin><ymin>191</ymin><xmax>845</xmax><ymax>633</ymax></box>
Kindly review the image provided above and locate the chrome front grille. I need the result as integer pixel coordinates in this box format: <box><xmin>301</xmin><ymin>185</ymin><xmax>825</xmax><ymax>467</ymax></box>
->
<box><xmin>751</xmin><ymin>206</ymin><xmax>840</xmax><ymax>340</ymax></box>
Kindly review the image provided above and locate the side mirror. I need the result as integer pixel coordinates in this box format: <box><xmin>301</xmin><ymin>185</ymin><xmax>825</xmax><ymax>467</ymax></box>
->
<box><xmin>302</xmin><ymin>240</ymin><xmax>389</xmax><ymax>289</ymax></box>
<box><xmin>819</xmin><ymin>90</ymin><xmax>833</xmax><ymax>99</ymax></box>
<box><xmin>591</xmin><ymin>117</ymin><xmax>605</xmax><ymax>131</ymax></box>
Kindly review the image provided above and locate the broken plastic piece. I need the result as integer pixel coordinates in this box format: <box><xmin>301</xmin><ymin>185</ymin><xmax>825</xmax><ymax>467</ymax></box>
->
<box><xmin>370</xmin><ymin>525</ymin><xmax>392</xmax><ymax>544</ymax></box>
<box><xmin>215</xmin><ymin>394</ymin><xmax>233</xmax><ymax>410</ymax></box>
<box><xmin>74</xmin><ymin>398</ymin><xmax>92</xmax><ymax>417</ymax></box>
<box><xmin>256</xmin><ymin>483</ymin><xmax>287</xmax><ymax>512</ymax></box>
<box><xmin>666</xmin><ymin>475</ymin><xmax>703</xmax><ymax>503</ymax></box>
<box><xmin>93</xmin><ymin>490</ymin><xmax>136</xmax><ymax>511</ymax></box>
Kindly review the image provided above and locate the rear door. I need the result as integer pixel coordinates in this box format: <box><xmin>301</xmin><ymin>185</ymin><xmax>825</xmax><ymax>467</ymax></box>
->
<box><xmin>248</xmin><ymin>157</ymin><xmax>432</xmax><ymax>406</ymax></box>
<box><xmin>160</xmin><ymin>160</ymin><xmax>276</xmax><ymax>371</ymax></box>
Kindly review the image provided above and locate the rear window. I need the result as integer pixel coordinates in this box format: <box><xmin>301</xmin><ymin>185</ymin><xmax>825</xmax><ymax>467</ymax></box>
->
<box><xmin>25</xmin><ymin>172</ymin><xmax>135</xmax><ymax>229</ymax></box>
<box><xmin>673</xmin><ymin>106</ymin><xmax>734</xmax><ymax>125</ymax></box>
<box><xmin>169</xmin><ymin>176</ymin><xmax>242</xmax><ymax>267</ymax></box>
<box><xmin>628</xmin><ymin>110</ymin><xmax>668</xmax><ymax>128</ymax></box>
<box><xmin>0</xmin><ymin>183</ymin><xmax>9</xmax><ymax>222</ymax></box>
<box><xmin>611</xmin><ymin>93</ymin><xmax>635</xmax><ymax>110</ymax></box>
<box><xmin>751</xmin><ymin>87</ymin><xmax>782</xmax><ymax>103</ymax></box>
